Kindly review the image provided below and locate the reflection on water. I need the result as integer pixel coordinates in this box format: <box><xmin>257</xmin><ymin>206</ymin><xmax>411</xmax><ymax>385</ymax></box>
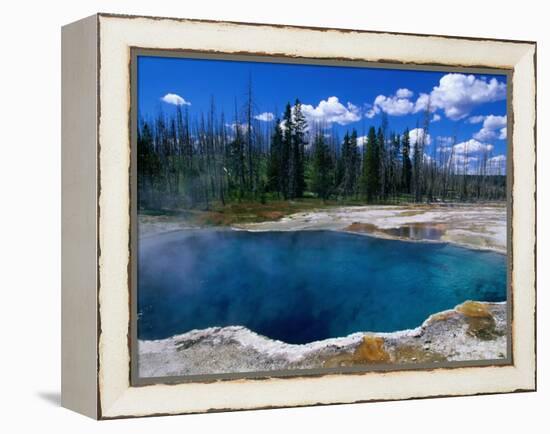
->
<box><xmin>384</xmin><ymin>225</ymin><xmax>445</xmax><ymax>241</ymax></box>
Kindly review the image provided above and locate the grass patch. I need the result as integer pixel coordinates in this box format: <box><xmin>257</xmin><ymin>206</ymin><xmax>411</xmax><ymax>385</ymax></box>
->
<box><xmin>142</xmin><ymin>198</ymin><xmax>342</xmax><ymax>227</ymax></box>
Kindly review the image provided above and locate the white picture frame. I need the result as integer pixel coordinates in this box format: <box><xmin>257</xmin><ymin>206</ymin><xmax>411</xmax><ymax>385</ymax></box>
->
<box><xmin>61</xmin><ymin>13</ymin><xmax>536</xmax><ymax>419</ymax></box>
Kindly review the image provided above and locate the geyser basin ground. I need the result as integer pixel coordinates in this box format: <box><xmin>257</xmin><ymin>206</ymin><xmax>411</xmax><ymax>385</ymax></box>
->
<box><xmin>138</xmin><ymin>230</ymin><xmax>506</xmax><ymax>344</ymax></box>
<box><xmin>137</xmin><ymin>204</ymin><xmax>508</xmax><ymax>377</ymax></box>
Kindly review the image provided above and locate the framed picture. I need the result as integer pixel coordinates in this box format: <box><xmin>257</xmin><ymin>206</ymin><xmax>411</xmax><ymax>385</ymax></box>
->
<box><xmin>61</xmin><ymin>13</ymin><xmax>536</xmax><ymax>419</ymax></box>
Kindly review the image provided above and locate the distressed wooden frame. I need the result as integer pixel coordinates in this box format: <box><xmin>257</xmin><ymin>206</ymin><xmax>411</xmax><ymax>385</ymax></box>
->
<box><xmin>61</xmin><ymin>13</ymin><xmax>536</xmax><ymax>419</ymax></box>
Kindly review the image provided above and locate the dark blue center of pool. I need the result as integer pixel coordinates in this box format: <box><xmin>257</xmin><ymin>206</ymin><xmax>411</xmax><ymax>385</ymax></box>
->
<box><xmin>138</xmin><ymin>230</ymin><xmax>506</xmax><ymax>344</ymax></box>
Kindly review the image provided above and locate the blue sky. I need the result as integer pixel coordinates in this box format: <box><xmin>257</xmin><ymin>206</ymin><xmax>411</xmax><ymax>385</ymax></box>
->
<box><xmin>138</xmin><ymin>55</ymin><xmax>508</xmax><ymax>170</ymax></box>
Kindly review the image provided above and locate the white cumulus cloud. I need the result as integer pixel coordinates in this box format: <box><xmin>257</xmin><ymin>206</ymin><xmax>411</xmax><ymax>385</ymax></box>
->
<box><xmin>473</xmin><ymin>115</ymin><xmax>507</xmax><ymax>141</ymax></box>
<box><xmin>467</xmin><ymin>115</ymin><xmax>486</xmax><ymax>124</ymax></box>
<box><xmin>356</xmin><ymin>135</ymin><xmax>368</xmax><ymax>147</ymax></box>
<box><xmin>489</xmin><ymin>154</ymin><xmax>506</xmax><ymax>163</ymax></box>
<box><xmin>161</xmin><ymin>93</ymin><xmax>191</xmax><ymax>105</ymax></box>
<box><xmin>225</xmin><ymin>122</ymin><xmax>248</xmax><ymax>133</ymax></box>
<box><xmin>372</xmin><ymin>93</ymin><xmax>415</xmax><ymax>116</ymax></box>
<box><xmin>429</xmin><ymin>74</ymin><xmax>506</xmax><ymax>120</ymax></box>
<box><xmin>413</xmin><ymin>93</ymin><xmax>433</xmax><ymax>113</ymax></box>
<box><xmin>254</xmin><ymin>112</ymin><xmax>275</xmax><ymax>122</ymax></box>
<box><xmin>436</xmin><ymin>136</ymin><xmax>455</xmax><ymax>146</ymax></box>
<box><xmin>453</xmin><ymin>139</ymin><xmax>494</xmax><ymax>155</ymax></box>
<box><xmin>369</xmin><ymin>73</ymin><xmax>506</xmax><ymax>121</ymax></box>
<box><xmin>396</xmin><ymin>88</ymin><xmax>414</xmax><ymax>98</ymax></box>
<box><xmin>487</xmin><ymin>154</ymin><xmax>507</xmax><ymax>174</ymax></box>
<box><xmin>301</xmin><ymin>96</ymin><xmax>361</xmax><ymax>126</ymax></box>
<box><xmin>365</xmin><ymin>104</ymin><xmax>379</xmax><ymax>119</ymax></box>
<box><xmin>451</xmin><ymin>155</ymin><xmax>480</xmax><ymax>174</ymax></box>
<box><xmin>408</xmin><ymin>128</ymin><xmax>432</xmax><ymax>146</ymax></box>
<box><xmin>161</xmin><ymin>93</ymin><xmax>191</xmax><ymax>106</ymax></box>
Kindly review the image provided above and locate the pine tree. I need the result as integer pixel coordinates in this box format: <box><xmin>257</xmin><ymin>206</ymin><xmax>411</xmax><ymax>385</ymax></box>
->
<box><xmin>311</xmin><ymin>133</ymin><xmax>332</xmax><ymax>200</ymax></box>
<box><xmin>341</xmin><ymin>129</ymin><xmax>359</xmax><ymax>197</ymax></box>
<box><xmin>245</xmin><ymin>76</ymin><xmax>255</xmax><ymax>193</ymax></box>
<box><xmin>337</xmin><ymin>132</ymin><xmax>349</xmax><ymax>194</ymax></box>
<box><xmin>389</xmin><ymin>132</ymin><xmax>401</xmax><ymax>199</ymax></box>
<box><xmin>412</xmin><ymin>126</ymin><xmax>424</xmax><ymax>202</ymax></box>
<box><xmin>350</xmin><ymin>129</ymin><xmax>359</xmax><ymax>197</ymax></box>
<box><xmin>401</xmin><ymin>128</ymin><xmax>412</xmax><ymax>194</ymax></box>
<box><xmin>228</xmin><ymin>104</ymin><xmax>246</xmax><ymax>199</ymax></box>
<box><xmin>281</xmin><ymin>103</ymin><xmax>293</xmax><ymax>199</ymax></box>
<box><xmin>267</xmin><ymin>119</ymin><xmax>283</xmax><ymax>194</ymax></box>
<box><xmin>376</xmin><ymin>127</ymin><xmax>386</xmax><ymax>200</ymax></box>
<box><xmin>292</xmin><ymin>99</ymin><xmax>307</xmax><ymax>197</ymax></box>
<box><xmin>362</xmin><ymin>126</ymin><xmax>379</xmax><ymax>202</ymax></box>
<box><xmin>137</xmin><ymin>120</ymin><xmax>157</xmax><ymax>209</ymax></box>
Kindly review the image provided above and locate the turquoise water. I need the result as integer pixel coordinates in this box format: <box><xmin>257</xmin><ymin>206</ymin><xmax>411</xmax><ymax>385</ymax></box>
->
<box><xmin>138</xmin><ymin>230</ymin><xmax>506</xmax><ymax>344</ymax></box>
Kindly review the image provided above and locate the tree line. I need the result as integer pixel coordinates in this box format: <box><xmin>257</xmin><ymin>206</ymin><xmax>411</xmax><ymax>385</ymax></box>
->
<box><xmin>137</xmin><ymin>95</ymin><xmax>506</xmax><ymax>211</ymax></box>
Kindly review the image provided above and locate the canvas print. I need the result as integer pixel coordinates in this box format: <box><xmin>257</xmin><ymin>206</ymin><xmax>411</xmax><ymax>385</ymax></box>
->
<box><xmin>134</xmin><ymin>54</ymin><xmax>509</xmax><ymax>381</ymax></box>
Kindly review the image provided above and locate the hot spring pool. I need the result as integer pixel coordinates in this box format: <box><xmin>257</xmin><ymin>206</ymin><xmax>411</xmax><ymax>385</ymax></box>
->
<box><xmin>138</xmin><ymin>229</ymin><xmax>506</xmax><ymax>344</ymax></box>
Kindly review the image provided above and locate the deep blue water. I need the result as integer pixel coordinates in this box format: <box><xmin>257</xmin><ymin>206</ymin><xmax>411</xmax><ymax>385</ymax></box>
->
<box><xmin>138</xmin><ymin>230</ymin><xmax>506</xmax><ymax>344</ymax></box>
